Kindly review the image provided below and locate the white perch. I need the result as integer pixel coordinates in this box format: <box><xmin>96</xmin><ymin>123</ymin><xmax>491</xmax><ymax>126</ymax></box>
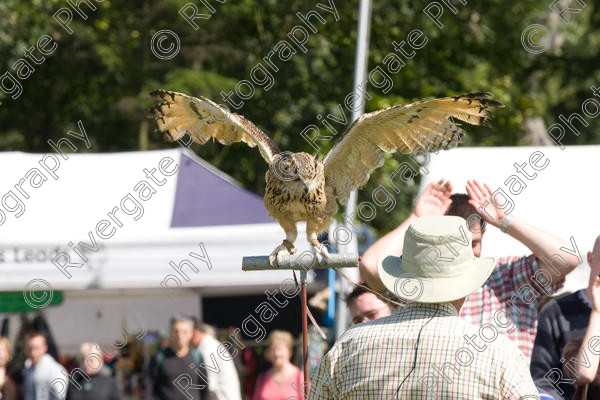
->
<box><xmin>242</xmin><ymin>253</ymin><xmax>359</xmax><ymax>271</ymax></box>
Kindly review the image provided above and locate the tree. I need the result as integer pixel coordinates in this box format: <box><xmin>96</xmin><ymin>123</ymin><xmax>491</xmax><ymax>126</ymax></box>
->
<box><xmin>0</xmin><ymin>0</ymin><xmax>598</xmax><ymax>234</ymax></box>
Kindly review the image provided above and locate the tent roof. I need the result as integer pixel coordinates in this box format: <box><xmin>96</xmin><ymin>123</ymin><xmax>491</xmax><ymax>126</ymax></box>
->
<box><xmin>171</xmin><ymin>152</ymin><xmax>274</xmax><ymax>227</ymax></box>
<box><xmin>0</xmin><ymin>149</ymin><xmax>273</xmax><ymax>237</ymax></box>
<box><xmin>420</xmin><ymin>145</ymin><xmax>600</xmax><ymax>294</ymax></box>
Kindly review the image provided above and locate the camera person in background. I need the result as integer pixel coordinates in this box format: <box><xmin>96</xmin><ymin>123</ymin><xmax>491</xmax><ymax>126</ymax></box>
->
<box><xmin>66</xmin><ymin>342</ymin><xmax>120</xmax><ymax>400</ymax></box>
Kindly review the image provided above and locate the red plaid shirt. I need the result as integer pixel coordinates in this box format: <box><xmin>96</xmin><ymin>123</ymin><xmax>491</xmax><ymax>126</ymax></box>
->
<box><xmin>458</xmin><ymin>254</ymin><xmax>565</xmax><ymax>362</ymax></box>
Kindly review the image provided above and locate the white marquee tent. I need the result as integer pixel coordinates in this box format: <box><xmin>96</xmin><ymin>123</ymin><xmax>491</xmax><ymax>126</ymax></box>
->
<box><xmin>0</xmin><ymin>148</ymin><xmax>312</xmax><ymax>352</ymax></box>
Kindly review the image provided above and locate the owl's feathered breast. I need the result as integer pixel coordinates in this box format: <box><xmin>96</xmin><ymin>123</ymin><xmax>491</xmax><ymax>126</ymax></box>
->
<box><xmin>264</xmin><ymin>162</ymin><xmax>328</xmax><ymax>222</ymax></box>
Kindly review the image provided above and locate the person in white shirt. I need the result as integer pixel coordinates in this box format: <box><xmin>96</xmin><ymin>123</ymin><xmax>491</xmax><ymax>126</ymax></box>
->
<box><xmin>23</xmin><ymin>332</ymin><xmax>66</xmax><ymax>400</ymax></box>
<box><xmin>191</xmin><ymin>319</ymin><xmax>242</xmax><ymax>400</ymax></box>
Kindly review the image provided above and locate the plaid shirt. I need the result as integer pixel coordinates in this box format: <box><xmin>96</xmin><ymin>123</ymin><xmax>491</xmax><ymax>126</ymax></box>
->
<box><xmin>308</xmin><ymin>302</ymin><xmax>538</xmax><ymax>399</ymax></box>
<box><xmin>458</xmin><ymin>254</ymin><xmax>564</xmax><ymax>362</ymax></box>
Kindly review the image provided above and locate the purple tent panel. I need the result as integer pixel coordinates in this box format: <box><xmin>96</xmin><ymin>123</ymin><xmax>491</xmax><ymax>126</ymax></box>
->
<box><xmin>171</xmin><ymin>152</ymin><xmax>276</xmax><ymax>227</ymax></box>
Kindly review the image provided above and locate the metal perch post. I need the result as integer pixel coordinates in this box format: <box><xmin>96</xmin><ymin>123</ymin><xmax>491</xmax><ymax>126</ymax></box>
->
<box><xmin>242</xmin><ymin>253</ymin><xmax>359</xmax><ymax>384</ymax></box>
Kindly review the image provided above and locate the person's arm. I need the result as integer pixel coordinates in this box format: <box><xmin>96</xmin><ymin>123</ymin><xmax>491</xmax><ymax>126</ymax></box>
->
<box><xmin>466</xmin><ymin>180</ymin><xmax>581</xmax><ymax>278</ymax></box>
<box><xmin>360</xmin><ymin>179</ymin><xmax>453</xmax><ymax>291</ymax></box>
<box><xmin>567</xmin><ymin>277</ymin><xmax>600</xmax><ymax>383</ymax></box>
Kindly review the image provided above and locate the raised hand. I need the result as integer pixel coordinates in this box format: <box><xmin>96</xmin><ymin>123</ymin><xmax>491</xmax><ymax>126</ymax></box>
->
<box><xmin>590</xmin><ymin>269</ymin><xmax>600</xmax><ymax>313</ymax></box>
<box><xmin>465</xmin><ymin>179</ymin><xmax>506</xmax><ymax>227</ymax></box>
<box><xmin>414</xmin><ymin>179</ymin><xmax>453</xmax><ymax>217</ymax></box>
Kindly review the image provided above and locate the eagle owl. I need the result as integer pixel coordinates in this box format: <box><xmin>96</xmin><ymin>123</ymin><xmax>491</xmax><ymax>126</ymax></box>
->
<box><xmin>148</xmin><ymin>90</ymin><xmax>503</xmax><ymax>264</ymax></box>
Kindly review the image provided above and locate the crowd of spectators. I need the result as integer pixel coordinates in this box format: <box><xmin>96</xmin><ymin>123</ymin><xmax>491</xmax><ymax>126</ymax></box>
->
<box><xmin>0</xmin><ymin>317</ymin><xmax>303</xmax><ymax>400</ymax></box>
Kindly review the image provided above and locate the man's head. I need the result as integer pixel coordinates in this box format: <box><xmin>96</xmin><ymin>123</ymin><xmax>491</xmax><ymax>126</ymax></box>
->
<box><xmin>170</xmin><ymin>315</ymin><xmax>194</xmax><ymax>352</ymax></box>
<box><xmin>378</xmin><ymin>216</ymin><xmax>496</xmax><ymax>308</ymax></box>
<box><xmin>587</xmin><ymin>235</ymin><xmax>600</xmax><ymax>285</ymax></box>
<box><xmin>445</xmin><ymin>193</ymin><xmax>486</xmax><ymax>257</ymax></box>
<box><xmin>345</xmin><ymin>286</ymin><xmax>391</xmax><ymax>324</ymax></box>
<box><xmin>190</xmin><ymin>317</ymin><xmax>214</xmax><ymax>348</ymax></box>
<box><xmin>25</xmin><ymin>331</ymin><xmax>48</xmax><ymax>365</ymax></box>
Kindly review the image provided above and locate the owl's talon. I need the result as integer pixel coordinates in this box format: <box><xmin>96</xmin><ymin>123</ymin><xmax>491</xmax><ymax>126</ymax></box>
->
<box><xmin>269</xmin><ymin>251</ymin><xmax>287</xmax><ymax>267</ymax></box>
<box><xmin>283</xmin><ymin>239</ymin><xmax>296</xmax><ymax>254</ymax></box>
<box><xmin>269</xmin><ymin>242</ymin><xmax>294</xmax><ymax>267</ymax></box>
<box><xmin>276</xmin><ymin>252</ymin><xmax>285</xmax><ymax>266</ymax></box>
<box><xmin>310</xmin><ymin>238</ymin><xmax>330</xmax><ymax>265</ymax></box>
<box><xmin>268</xmin><ymin>253</ymin><xmax>278</xmax><ymax>267</ymax></box>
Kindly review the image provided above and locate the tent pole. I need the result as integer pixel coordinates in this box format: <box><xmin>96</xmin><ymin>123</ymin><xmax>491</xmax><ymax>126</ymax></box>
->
<box><xmin>336</xmin><ymin>0</ymin><xmax>373</xmax><ymax>340</ymax></box>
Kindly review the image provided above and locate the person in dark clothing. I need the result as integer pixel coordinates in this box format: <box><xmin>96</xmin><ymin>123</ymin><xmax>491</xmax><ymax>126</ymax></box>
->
<box><xmin>531</xmin><ymin>235</ymin><xmax>600</xmax><ymax>400</ymax></box>
<box><xmin>147</xmin><ymin>316</ymin><xmax>207</xmax><ymax>400</ymax></box>
<box><xmin>66</xmin><ymin>342</ymin><xmax>120</xmax><ymax>400</ymax></box>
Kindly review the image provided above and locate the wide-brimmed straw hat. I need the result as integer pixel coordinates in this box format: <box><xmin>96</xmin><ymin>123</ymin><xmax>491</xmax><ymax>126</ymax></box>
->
<box><xmin>377</xmin><ymin>215</ymin><xmax>496</xmax><ymax>303</ymax></box>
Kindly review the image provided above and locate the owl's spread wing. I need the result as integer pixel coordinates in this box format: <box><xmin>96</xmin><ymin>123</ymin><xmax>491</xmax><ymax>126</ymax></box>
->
<box><xmin>323</xmin><ymin>92</ymin><xmax>504</xmax><ymax>204</ymax></box>
<box><xmin>148</xmin><ymin>90</ymin><xmax>280</xmax><ymax>164</ymax></box>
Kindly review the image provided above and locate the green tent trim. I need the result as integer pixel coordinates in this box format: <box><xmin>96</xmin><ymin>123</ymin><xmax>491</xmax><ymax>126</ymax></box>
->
<box><xmin>0</xmin><ymin>291</ymin><xmax>63</xmax><ymax>312</ymax></box>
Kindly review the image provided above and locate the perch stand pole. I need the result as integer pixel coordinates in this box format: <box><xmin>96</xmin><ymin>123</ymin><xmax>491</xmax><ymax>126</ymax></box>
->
<box><xmin>242</xmin><ymin>253</ymin><xmax>359</xmax><ymax>384</ymax></box>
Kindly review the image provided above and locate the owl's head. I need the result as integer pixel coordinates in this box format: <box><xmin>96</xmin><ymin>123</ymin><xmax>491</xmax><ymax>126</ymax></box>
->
<box><xmin>270</xmin><ymin>152</ymin><xmax>319</xmax><ymax>182</ymax></box>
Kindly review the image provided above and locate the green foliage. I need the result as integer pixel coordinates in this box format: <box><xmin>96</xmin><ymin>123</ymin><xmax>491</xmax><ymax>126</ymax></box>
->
<box><xmin>0</xmin><ymin>0</ymin><xmax>598</xmax><ymax>234</ymax></box>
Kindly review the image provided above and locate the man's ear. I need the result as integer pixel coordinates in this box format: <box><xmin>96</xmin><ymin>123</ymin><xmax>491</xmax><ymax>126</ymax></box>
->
<box><xmin>588</xmin><ymin>251</ymin><xmax>593</xmax><ymax>265</ymax></box>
